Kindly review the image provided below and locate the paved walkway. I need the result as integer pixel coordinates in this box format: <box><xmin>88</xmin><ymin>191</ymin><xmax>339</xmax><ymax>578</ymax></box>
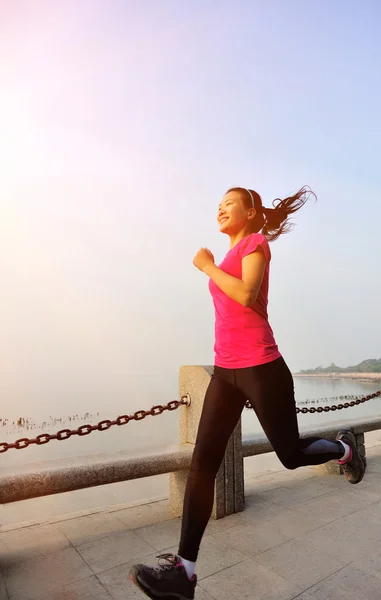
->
<box><xmin>2</xmin><ymin>445</ymin><xmax>381</xmax><ymax>600</ymax></box>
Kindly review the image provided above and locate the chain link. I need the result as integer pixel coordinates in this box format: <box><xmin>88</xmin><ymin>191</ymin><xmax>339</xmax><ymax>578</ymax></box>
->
<box><xmin>245</xmin><ymin>390</ymin><xmax>381</xmax><ymax>412</ymax></box>
<box><xmin>0</xmin><ymin>395</ymin><xmax>191</xmax><ymax>454</ymax></box>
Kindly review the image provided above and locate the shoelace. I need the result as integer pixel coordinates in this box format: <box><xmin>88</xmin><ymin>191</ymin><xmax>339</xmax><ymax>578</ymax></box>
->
<box><xmin>153</xmin><ymin>553</ymin><xmax>178</xmax><ymax>572</ymax></box>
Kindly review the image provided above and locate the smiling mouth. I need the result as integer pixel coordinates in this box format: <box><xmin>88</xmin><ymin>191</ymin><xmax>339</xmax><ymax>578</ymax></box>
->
<box><xmin>219</xmin><ymin>217</ymin><xmax>229</xmax><ymax>224</ymax></box>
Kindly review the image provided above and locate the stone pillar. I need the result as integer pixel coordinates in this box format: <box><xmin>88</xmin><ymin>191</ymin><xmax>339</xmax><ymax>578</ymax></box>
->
<box><xmin>168</xmin><ymin>366</ymin><xmax>244</xmax><ymax>519</ymax></box>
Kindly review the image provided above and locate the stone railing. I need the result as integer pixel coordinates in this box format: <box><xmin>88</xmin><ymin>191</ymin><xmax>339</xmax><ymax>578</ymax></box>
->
<box><xmin>0</xmin><ymin>366</ymin><xmax>378</xmax><ymax>516</ymax></box>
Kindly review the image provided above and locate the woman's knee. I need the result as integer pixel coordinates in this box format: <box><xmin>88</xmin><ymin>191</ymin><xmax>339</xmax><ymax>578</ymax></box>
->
<box><xmin>277</xmin><ymin>450</ymin><xmax>302</xmax><ymax>470</ymax></box>
<box><xmin>190</xmin><ymin>440</ymin><xmax>224</xmax><ymax>475</ymax></box>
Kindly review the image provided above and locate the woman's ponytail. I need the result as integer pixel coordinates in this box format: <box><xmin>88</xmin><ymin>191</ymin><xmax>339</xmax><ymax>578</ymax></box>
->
<box><xmin>261</xmin><ymin>186</ymin><xmax>316</xmax><ymax>241</ymax></box>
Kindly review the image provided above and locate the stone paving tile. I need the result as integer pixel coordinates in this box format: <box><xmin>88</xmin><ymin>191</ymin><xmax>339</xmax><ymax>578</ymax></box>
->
<box><xmin>302</xmin><ymin>509</ymin><xmax>381</xmax><ymax>562</ymax></box>
<box><xmin>290</xmin><ymin>485</ymin><xmax>380</xmax><ymax>526</ymax></box>
<box><xmin>360</xmin><ymin>498</ymin><xmax>381</xmax><ymax>520</ymax></box>
<box><xmin>194</xmin><ymin>586</ymin><xmax>217</xmax><ymax>600</ymax></box>
<box><xmin>133</xmin><ymin>518</ymin><xmax>182</xmax><ymax>552</ymax></box>
<box><xmin>50</xmin><ymin>576</ymin><xmax>113</xmax><ymax>600</ymax></box>
<box><xmin>0</xmin><ymin>508</ymin><xmax>103</xmax><ymax>534</ymax></box>
<box><xmin>254</xmin><ymin>537</ymin><xmax>347</xmax><ymax>589</ymax></box>
<box><xmin>211</xmin><ymin>518</ymin><xmax>291</xmax><ymax>558</ymax></box>
<box><xmin>112</xmin><ymin>500</ymin><xmax>173</xmax><ymax>530</ymax></box>
<box><xmin>227</xmin><ymin>492</ymin><xmax>333</xmax><ymax>537</ymax></box>
<box><xmin>3</xmin><ymin>547</ymin><xmax>92</xmax><ymax>600</ymax></box>
<box><xmin>244</xmin><ymin>474</ymin><xmax>284</xmax><ymax>494</ymax></box>
<box><xmin>205</xmin><ymin>497</ymin><xmax>283</xmax><ymax>533</ymax></box>
<box><xmin>167</xmin><ymin>534</ymin><xmax>248</xmax><ymax>580</ymax></box>
<box><xmin>0</xmin><ymin>571</ymin><xmax>9</xmax><ymax>600</ymax></box>
<box><xmin>341</xmin><ymin>471</ymin><xmax>381</xmax><ymax>494</ymax></box>
<box><xmin>359</xmin><ymin>474</ymin><xmax>381</xmax><ymax>496</ymax></box>
<box><xmin>194</xmin><ymin>535</ymin><xmax>248</xmax><ymax>580</ymax></box>
<box><xmin>307</xmin><ymin>564</ymin><xmax>381</xmax><ymax>599</ymax></box>
<box><xmin>236</xmin><ymin>495</ymin><xmax>284</xmax><ymax>523</ymax></box>
<box><xmin>200</xmin><ymin>558</ymin><xmax>302</xmax><ymax>600</ymax></box>
<box><xmin>0</xmin><ymin>523</ymin><xmax>70</xmax><ymax>566</ymax></box>
<box><xmin>347</xmin><ymin>549</ymin><xmax>381</xmax><ymax>581</ymax></box>
<box><xmin>96</xmin><ymin>552</ymin><xmax>158</xmax><ymax>600</ymax></box>
<box><xmin>77</xmin><ymin>530</ymin><xmax>155</xmax><ymax>574</ymax></box>
<box><xmin>256</xmin><ymin>478</ymin><xmax>338</xmax><ymax>509</ymax></box>
<box><xmin>203</xmin><ymin>510</ymin><xmax>247</xmax><ymax>534</ymax></box>
<box><xmin>364</xmin><ymin>455</ymin><xmax>381</xmax><ymax>474</ymax></box>
<box><xmin>255</xmin><ymin>506</ymin><xmax>330</xmax><ymax>538</ymax></box>
<box><xmin>57</xmin><ymin>512</ymin><xmax>129</xmax><ymax>547</ymax></box>
<box><xmin>365</xmin><ymin>467</ymin><xmax>381</xmax><ymax>479</ymax></box>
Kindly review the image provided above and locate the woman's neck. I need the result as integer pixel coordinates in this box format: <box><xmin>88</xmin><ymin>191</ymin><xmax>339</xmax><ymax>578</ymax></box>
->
<box><xmin>228</xmin><ymin>228</ymin><xmax>255</xmax><ymax>250</ymax></box>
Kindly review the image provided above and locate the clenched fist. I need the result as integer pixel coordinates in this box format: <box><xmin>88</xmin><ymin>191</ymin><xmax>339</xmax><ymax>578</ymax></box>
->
<box><xmin>193</xmin><ymin>248</ymin><xmax>215</xmax><ymax>272</ymax></box>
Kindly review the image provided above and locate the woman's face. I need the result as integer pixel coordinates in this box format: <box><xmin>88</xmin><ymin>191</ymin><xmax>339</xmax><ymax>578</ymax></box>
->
<box><xmin>217</xmin><ymin>191</ymin><xmax>255</xmax><ymax>235</ymax></box>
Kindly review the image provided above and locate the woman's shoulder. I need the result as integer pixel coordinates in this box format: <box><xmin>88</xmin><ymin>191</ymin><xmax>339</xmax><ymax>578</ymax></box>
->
<box><xmin>241</xmin><ymin>232</ymin><xmax>269</xmax><ymax>248</ymax></box>
<box><xmin>240</xmin><ymin>233</ymin><xmax>271</xmax><ymax>261</ymax></box>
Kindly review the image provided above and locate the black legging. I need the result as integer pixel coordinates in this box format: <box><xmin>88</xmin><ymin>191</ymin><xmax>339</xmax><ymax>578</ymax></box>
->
<box><xmin>178</xmin><ymin>356</ymin><xmax>344</xmax><ymax>561</ymax></box>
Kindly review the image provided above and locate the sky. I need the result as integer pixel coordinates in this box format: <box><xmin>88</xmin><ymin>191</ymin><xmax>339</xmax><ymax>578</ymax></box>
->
<box><xmin>1</xmin><ymin>0</ymin><xmax>381</xmax><ymax>415</ymax></box>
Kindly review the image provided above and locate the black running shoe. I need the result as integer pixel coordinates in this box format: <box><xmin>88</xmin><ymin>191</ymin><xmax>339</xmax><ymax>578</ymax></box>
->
<box><xmin>336</xmin><ymin>430</ymin><xmax>365</xmax><ymax>484</ymax></box>
<box><xmin>129</xmin><ymin>553</ymin><xmax>197</xmax><ymax>600</ymax></box>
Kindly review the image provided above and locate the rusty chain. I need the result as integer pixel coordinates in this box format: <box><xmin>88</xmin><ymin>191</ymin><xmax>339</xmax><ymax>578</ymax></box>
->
<box><xmin>2</xmin><ymin>389</ymin><xmax>380</xmax><ymax>454</ymax></box>
<box><xmin>246</xmin><ymin>390</ymin><xmax>381</xmax><ymax>412</ymax></box>
<box><xmin>0</xmin><ymin>395</ymin><xmax>190</xmax><ymax>454</ymax></box>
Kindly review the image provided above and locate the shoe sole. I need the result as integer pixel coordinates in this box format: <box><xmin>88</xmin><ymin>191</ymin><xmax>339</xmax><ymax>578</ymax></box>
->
<box><xmin>337</xmin><ymin>430</ymin><xmax>365</xmax><ymax>484</ymax></box>
<box><xmin>129</xmin><ymin>566</ymin><xmax>193</xmax><ymax>600</ymax></box>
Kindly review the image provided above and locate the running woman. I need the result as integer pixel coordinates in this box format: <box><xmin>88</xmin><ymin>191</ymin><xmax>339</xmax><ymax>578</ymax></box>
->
<box><xmin>130</xmin><ymin>186</ymin><xmax>365</xmax><ymax>600</ymax></box>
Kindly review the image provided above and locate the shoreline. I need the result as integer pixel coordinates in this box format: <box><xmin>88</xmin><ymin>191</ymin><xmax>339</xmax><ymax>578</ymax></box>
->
<box><xmin>293</xmin><ymin>372</ymin><xmax>381</xmax><ymax>383</ymax></box>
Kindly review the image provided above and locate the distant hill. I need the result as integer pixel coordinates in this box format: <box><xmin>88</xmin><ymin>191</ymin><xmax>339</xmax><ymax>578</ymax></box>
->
<box><xmin>299</xmin><ymin>359</ymin><xmax>381</xmax><ymax>374</ymax></box>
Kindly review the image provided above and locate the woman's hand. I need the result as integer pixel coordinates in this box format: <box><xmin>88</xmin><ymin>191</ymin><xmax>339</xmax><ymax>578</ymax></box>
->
<box><xmin>193</xmin><ymin>248</ymin><xmax>215</xmax><ymax>272</ymax></box>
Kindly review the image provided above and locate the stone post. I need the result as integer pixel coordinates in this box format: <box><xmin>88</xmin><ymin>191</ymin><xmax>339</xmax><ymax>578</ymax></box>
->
<box><xmin>168</xmin><ymin>366</ymin><xmax>244</xmax><ymax>519</ymax></box>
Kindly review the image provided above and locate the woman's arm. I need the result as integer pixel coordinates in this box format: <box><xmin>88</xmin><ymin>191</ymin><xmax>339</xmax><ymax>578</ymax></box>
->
<box><xmin>195</xmin><ymin>249</ymin><xmax>266</xmax><ymax>307</ymax></box>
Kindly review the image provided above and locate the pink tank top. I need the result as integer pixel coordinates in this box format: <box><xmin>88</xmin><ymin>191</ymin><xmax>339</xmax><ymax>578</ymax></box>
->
<box><xmin>208</xmin><ymin>233</ymin><xmax>281</xmax><ymax>369</ymax></box>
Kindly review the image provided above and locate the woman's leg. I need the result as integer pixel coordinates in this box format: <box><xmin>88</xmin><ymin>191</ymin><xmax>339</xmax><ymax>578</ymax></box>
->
<box><xmin>178</xmin><ymin>368</ymin><xmax>246</xmax><ymax>561</ymax></box>
<box><xmin>129</xmin><ymin>359</ymin><xmax>363</xmax><ymax>599</ymax></box>
<box><xmin>236</xmin><ymin>357</ymin><xmax>365</xmax><ymax>478</ymax></box>
<box><xmin>129</xmin><ymin>368</ymin><xmax>246</xmax><ymax>600</ymax></box>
